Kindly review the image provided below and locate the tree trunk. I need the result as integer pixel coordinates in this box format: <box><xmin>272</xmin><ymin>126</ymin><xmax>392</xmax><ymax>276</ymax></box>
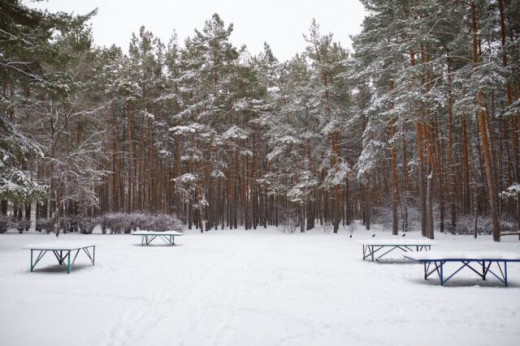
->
<box><xmin>471</xmin><ymin>1</ymin><xmax>500</xmax><ymax>241</ymax></box>
<box><xmin>446</xmin><ymin>53</ymin><xmax>457</xmax><ymax>233</ymax></box>
<box><xmin>416</xmin><ymin>122</ymin><xmax>427</xmax><ymax>237</ymax></box>
<box><xmin>126</xmin><ymin>102</ymin><xmax>134</xmax><ymax>213</ymax></box>
<box><xmin>390</xmin><ymin>81</ymin><xmax>398</xmax><ymax>235</ymax></box>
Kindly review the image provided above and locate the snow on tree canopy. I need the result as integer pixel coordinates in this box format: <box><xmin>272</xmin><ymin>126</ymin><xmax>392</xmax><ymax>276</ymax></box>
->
<box><xmin>356</xmin><ymin>140</ymin><xmax>385</xmax><ymax>182</ymax></box>
<box><xmin>176</xmin><ymin>173</ymin><xmax>197</xmax><ymax>183</ymax></box>
<box><xmin>170</xmin><ymin>123</ymin><xmax>211</xmax><ymax>135</ymax></box>
<box><xmin>220</xmin><ymin>125</ymin><xmax>249</xmax><ymax>141</ymax></box>
<box><xmin>324</xmin><ymin>161</ymin><xmax>351</xmax><ymax>187</ymax></box>
<box><xmin>500</xmin><ymin>184</ymin><xmax>520</xmax><ymax>199</ymax></box>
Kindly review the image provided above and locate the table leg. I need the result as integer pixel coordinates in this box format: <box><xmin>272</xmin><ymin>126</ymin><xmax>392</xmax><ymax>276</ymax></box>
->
<box><xmin>440</xmin><ymin>261</ymin><xmax>444</xmax><ymax>286</ymax></box>
<box><xmin>67</xmin><ymin>250</ymin><xmax>71</xmax><ymax>274</ymax></box>
<box><xmin>30</xmin><ymin>249</ymin><xmax>33</xmax><ymax>272</ymax></box>
<box><xmin>504</xmin><ymin>262</ymin><xmax>507</xmax><ymax>287</ymax></box>
<box><xmin>93</xmin><ymin>246</ymin><xmax>96</xmax><ymax>265</ymax></box>
<box><xmin>371</xmin><ymin>246</ymin><xmax>374</xmax><ymax>262</ymax></box>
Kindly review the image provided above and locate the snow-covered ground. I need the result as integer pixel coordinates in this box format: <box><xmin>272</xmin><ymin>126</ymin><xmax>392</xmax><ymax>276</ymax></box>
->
<box><xmin>1</xmin><ymin>225</ymin><xmax>519</xmax><ymax>346</ymax></box>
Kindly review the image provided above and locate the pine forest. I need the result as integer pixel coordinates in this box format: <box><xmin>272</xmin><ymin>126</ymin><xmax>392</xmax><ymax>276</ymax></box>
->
<box><xmin>1</xmin><ymin>0</ymin><xmax>520</xmax><ymax>241</ymax></box>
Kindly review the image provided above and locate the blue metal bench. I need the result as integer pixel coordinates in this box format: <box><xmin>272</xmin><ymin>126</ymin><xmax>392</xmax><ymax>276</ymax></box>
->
<box><xmin>359</xmin><ymin>239</ymin><xmax>436</xmax><ymax>262</ymax></box>
<box><xmin>404</xmin><ymin>252</ymin><xmax>520</xmax><ymax>287</ymax></box>
<box><xmin>24</xmin><ymin>242</ymin><xmax>96</xmax><ymax>274</ymax></box>
<box><xmin>132</xmin><ymin>231</ymin><xmax>184</xmax><ymax>246</ymax></box>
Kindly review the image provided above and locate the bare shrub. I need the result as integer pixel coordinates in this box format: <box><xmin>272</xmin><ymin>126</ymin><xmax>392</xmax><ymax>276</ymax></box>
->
<box><xmin>0</xmin><ymin>216</ymin><xmax>9</xmax><ymax>233</ymax></box>
<box><xmin>78</xmin><ymin>218</ymin><xmax>96</xmax><ymax>234</ymax></box>
<box><xmin>99</xmin><ymin>213</ymin><xmax>183</xmax><ymax>233</ymax></box>
<box><xmin>35</xmin><ymin>218</ymin><xmax>52</xmax><ymax>233</ymax></box>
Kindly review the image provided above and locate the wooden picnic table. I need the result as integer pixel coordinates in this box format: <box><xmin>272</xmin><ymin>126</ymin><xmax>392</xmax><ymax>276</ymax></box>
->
<box><xmin>23</xmin><ymin>242</ymin><xmax>96</xmax><ymax>274</ymax></box>
<box><xmin>358</xmin><ymin>239</ymin><xmax>436</xmax><ymax>262</ymax></box>
<box><xmin>132</xmin><ymin>231</ymin><xmax>183</xmax><ymax>246</ymax></box>
<box><xmin>404</xmin><ymin>251</ymin><xmax>520</xmax><ymax>286</ymax></box>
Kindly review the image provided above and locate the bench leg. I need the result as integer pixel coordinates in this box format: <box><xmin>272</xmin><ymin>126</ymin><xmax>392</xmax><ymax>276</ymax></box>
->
<box><xmin>67</xmin><ymin>250</ymin><xmax>71</xmax><ymax>274</ymax></box>
<box><xmin>504</xmin><ymin>262</ymin><xmax>507</xmax><ymax>287</ymax></box>
<box><xmin>30</xmin><ymin>250</ymin><xmax>48</xmax><ymax>272</ymax></box>
<box><xmin>72</xmin><ymin>249</ymin><xmax>81</xmax><ymax>266</ymax></box>
<box><xmin>440</xmin><ymin>262</ymin><xmax>444</xmax><ymax>286</ymax></box>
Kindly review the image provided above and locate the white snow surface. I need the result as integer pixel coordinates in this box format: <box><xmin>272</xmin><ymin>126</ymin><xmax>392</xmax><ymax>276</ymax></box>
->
<box><xmin>1</xmin><ymin>226</ymin><xmax>520</xmax><ymax>346</ymax></box>
<box><xmin>358</xmin><ymin>239</ymin><xmax>437</xmax><ymax>246</ymax></box>
<box><xmin>22</xmin><ymin>241</ymin><xmax>96</xmax><ymax>251</ymax></box>
<box><xmin>404</xmin><ymin>251</ymin><xmax>520</xmax><ymax>261</ymax></box>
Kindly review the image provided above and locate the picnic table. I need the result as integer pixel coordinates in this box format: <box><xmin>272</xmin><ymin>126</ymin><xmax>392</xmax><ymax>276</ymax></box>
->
<box><xmin>23</xmin><ymin>242</ymin><xmax>96</xmax><ymax>274</ymax></box>
<box><xmin>404</xmin><ymin>251</ymin><xmax>520</xmax><ymax>287</ymax></box>
<box><xmin>359</xmin><ymin>239</ymin><xmax>436</xmax><ymax>262</ymax></box>
<box><xmin>132</xmin><ymin>231</ymin><xmax>183</xmax><ymax>246</ymax></box>
<box><xmin>501</xmin><ymin>232</ymin><xmax>520</xmax><ymax>240</ymax></box>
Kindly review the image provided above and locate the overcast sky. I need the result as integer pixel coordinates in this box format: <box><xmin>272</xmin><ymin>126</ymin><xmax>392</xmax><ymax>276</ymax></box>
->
<box><xmin>27</xmin><ymin>0</ymin><xmax>366</xmax><ymax>61</ymax></box>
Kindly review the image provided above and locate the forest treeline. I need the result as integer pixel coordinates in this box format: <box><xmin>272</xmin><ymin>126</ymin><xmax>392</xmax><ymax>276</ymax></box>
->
<box><xmin>1</xmin><ymin>0</ymin><xmax>519</xmax><ymax>239</ymax></box>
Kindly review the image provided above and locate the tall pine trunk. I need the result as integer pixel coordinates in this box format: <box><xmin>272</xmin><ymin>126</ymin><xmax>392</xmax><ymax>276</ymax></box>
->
<box><xmin>471</xmin><ymin>1</ymin><xmax>500</xmax><ymax>241</ymax></box>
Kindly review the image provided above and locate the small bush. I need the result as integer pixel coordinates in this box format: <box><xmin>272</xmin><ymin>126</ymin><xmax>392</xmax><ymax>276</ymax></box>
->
<box><xmin>0</xmin><ymin>216</ymin><xmax>9</xmax><ymax>233</ymax></box>
<box><xmin>103</xmin><ymin>213</ymin><xmax>128</xmax><ymax>234</ymax></box>
<box><xmin>35</xmin><ymin>218</ymin><xmax>52</xmax><ymax>233</ymax></box>
<box><xmin>2</xmin><ymin>213</ymin><xmax>183</xmax><ymax>234</ymax></box>
<box><xmin>0</xmin><ymin>217</ymin><xmax>31</xmax><ymax>234</ymax></box>
<box><xmin>78</xmin><ymin>218</ymin><xmax>96</xmax><ymax>234</ymax></box>
<box><xmin>59</xmin><ymin>217</ymin><xmax>79</xmax><ymax>233</ymax></box>
<box><xmin>15</xmin><ymin>220</ymin><xmax>31</xmax><ymax>233</ymax></box>
<box><xmin>98</xmin><ymin>212</ymin><xmax>183</xmax><ymax>234</ymax></box>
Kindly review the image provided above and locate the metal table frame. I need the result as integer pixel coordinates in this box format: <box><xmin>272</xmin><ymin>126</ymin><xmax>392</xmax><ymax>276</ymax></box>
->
<box><xmin>134</xmin><ymin>233</ymin><xmax>181</xmax><ymax>246</ymax></box>
<box><xmin>362</xmin><ymin>243</ymin><xmax>433</xmax><ymax>262</ymax></box>
<box><xmin>405</xmin><ymin>256</ymin><xmax>520</xmax><ymax>287</ymax></box>
<box><xmin>29</xmin><ymin>245</ymin><xmax>96</xmax><ymax>274</ymax></box>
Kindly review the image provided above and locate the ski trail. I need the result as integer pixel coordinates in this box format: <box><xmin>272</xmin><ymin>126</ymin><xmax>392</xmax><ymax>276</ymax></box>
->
<box><xmin>103</xmin><ymin>238</ymin><xmax>250</xmax><ymax>346</ymax></box>
<box><xmin>203</xmin><ymin>244</ymin><xmax>257</xmax><ymax>346</ymax></box>
<box><xmin>101</xmin><ymin>247</ymin><xmax>200</xmax><ymax>346</ymax></box>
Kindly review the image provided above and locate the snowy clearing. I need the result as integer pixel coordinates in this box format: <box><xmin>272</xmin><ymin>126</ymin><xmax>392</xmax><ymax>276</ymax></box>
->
<box><xmin>1</xmin><ymin>227</ymin><xmax>520</xmax><ymax>346</ymax></box>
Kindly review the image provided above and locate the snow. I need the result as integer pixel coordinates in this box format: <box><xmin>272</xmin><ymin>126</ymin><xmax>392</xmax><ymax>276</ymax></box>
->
<box><xmin>404</xmin><ymin>251</ymin><xmax>520</xmax><ymax>261</ymax></box>
<box><xmin>1</xmin><ymin>227</ymin><xmax>520</xmax><ymax>346</ymax></box>
<box><xmin>220</xmin><ymin>125</ymin><xmax>249</xmax><ymax>141</ymax></box>
<box><xmin>174</xmin><ymin>173</ymin><xmax>197</xmax><ymax>183</ymax></box>
<box><xmin>358</xmin><ymin>239</ymin><xmax>437</xmax><ymax>246</ymax></box>
<box><xmin>500</xmin><ymin>183</ymin><xmax>520</xmax><ymax>198</ymax></box>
